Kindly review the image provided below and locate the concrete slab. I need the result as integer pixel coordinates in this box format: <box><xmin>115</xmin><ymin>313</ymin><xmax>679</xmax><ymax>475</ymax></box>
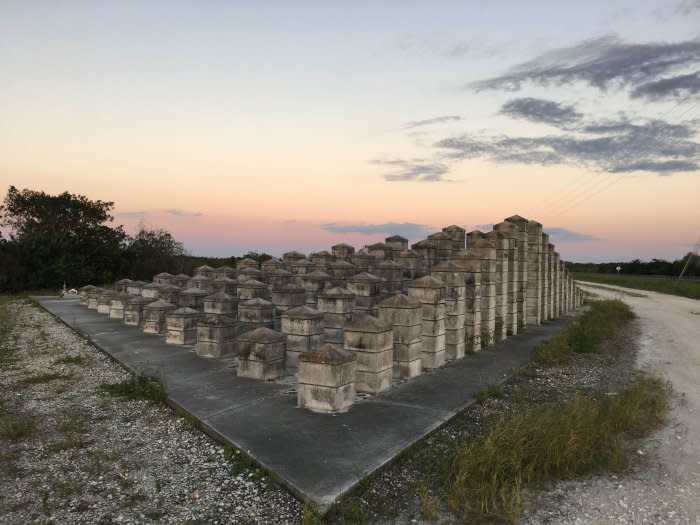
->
<box><xmin>36</xmin><ymin>296</ymin><xmax>570</xmax><ymax>511</ymax></box>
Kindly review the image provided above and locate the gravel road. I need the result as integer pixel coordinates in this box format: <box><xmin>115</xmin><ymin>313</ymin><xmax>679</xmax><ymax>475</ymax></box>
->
<box><xmin>524</xmin><ymin>283</ymin><xmax>700</xmax><ymax>524</ymax></box>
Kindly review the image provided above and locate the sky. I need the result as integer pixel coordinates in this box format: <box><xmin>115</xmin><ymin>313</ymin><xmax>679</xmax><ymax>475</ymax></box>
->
<box><xmin>1</xmin><ymin>0</ymin><xmax>699</xmax><ymax>262</ymax></box>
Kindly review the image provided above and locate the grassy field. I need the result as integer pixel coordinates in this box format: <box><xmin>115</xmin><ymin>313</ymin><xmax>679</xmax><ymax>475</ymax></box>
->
<box><xmin>574</xmin><ymin>273</ymin><xmax>700</xmax><ymax>300</ymax></box>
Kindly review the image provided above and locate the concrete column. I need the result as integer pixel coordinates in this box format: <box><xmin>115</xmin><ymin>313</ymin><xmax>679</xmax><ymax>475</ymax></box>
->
<box><xmin>442</xmin><ymin>224</ymin><xmax>466</xmax><ymax>252</ymax></box>
<box><xmin>237</xmin><ymin>267</ymin><xmax>264</xmax><ymax>284</ymax></box>
<box><xmin>552</xmin><ymin>251</ymin><xmax>560</xmax><ymax>318</ymax></box>
<box><xmin>196</xmin><ymin>314</ymin><xmax>236</xmax><ymax>358</ymax></box>
<box><xmin>264</xmin><ymin>268</ymin><xmax>294</xmax><ymax>290</ymax></box>
<box><xmin>317</xmin><ymin>287</ymin><xmax>356</xmax><ymax>344</ymax></box>
<box><xmin>385</xmin><ymin>235</ymin><xmax>408</xmax><ymax>259</ymax></box>
<box><xmin>495</xmin><ymin>221</ymin><xmax>519</xmax><ymax>335</ymax></box>
<box><xmin>375</xmin><ymin>260</ymin><xmax>404</xmax><ymax>293</ymax></box>
<box><xmin>526</xmin><ymin>220</ymin><xmax>543</xmax><ymax>324</ymax></box>
<box><xmin>87</xmin><ymin>288</ymin><xmax>104</xmax><ymax>310</ymax></box>
<box><xmin>344</xmin><ymin>315</ymin><xmax>393</xmax><ymax>394</ymax></box>
<box><xmin>300</xmin><ymin>271</ymin><xmax>333</xmax><ymax>307</ymax></box>
<box><xmin>212</xmin><ymin>265</ymin><xmax>236</xmax><ymax>280</ymax></box>
<box><xmin>397</xmin><ymin>250</ymin><xmax>424</xmax><ymax>283</ymax></box>
<box><xmin>350</xmin><ymin>252</ymin><xmax>375</xmax><ymax>275</ymax></box>
<box><xmin>452</xmin><ymin>249</ymin><xmax>482</xmax><ymax>352</ymax></box>
<box><xmin>411</xmin><ymin>239</ymin><xmax>437</xmax><ymax>273</ymax></box>
<box><xmin>407</xmin><ymin>276</ymin><xmax>447</xmax><ymax>369</ymax></box>
<box><xmin>297</xmin><ymin>344</ymin><xmax>356</xmax><ymax>414</ymax></box>
<box><xmin>142</xmin><ymin>299</ymin><xmax>177</xmax><ymax>334</ymax></box>
<box><xmin>203</xmin><ymin>292</ymin><xmax>237</xmax><ymax>316</ymax></box>
<box><xmin>289</xmin><ymin>258</ymin><xmax>316</xmax><ymax>285</ymax></box>
<box><xmin>366</xmin><ymin>242</ymin><xmax>388</xmax><ymax>261</ymax></box>
<box><xmin>347</xmin><ymin>272</ymin><xmax>383</xmax><ymax>316</ymax></box>
<box><xmin>309</xmin><ymin>250</ymin><xmax>333</xmax><ymax>272</ymax></box>
<box><xmin>114</xmin><ymin>279</ymin><xmax>132</xmax><ymax>294</ymax></box>
<box><xmin>194</xmin><ymin>265</ymin><xmax>214</xmax><ymax>279</ymax></box>
<box><xmin>468</xmin><ymin>238</ymin><xmax>497</xmax><ymax>347</ymax></box>
<box><xmin>123</xmin><ymin>296</ymin><xmax>154</xmax><ymax>326</ymax></box>
<box><xmin>97</xmin><ymin>291</ymin><xmax>118</xmax><ymax>315</ymax></box>
<box><xmin>431</xmin><ymin>260</ymin><xmax>467</xmax><ymax>360</ymax></box>
<box><xmin>261</xmin><ymin>258</ymin><xmax>285</xmax><ymax>278</ymax></box>
<box><xmin>327</xmin><ymin>260</ymin><xmax>358</xmax><ymax>288</ymax></box>
<box><xmin>428</xmin><ymin>232</ymin><xmax>454</xmax><ymax>262</ymax></box>
<box><xmin>171</xmin><ymin>274</ymin><xmax>191</xmax><ymax>289</ymax></box>
<box><xmin>237</xmin><ymin>298</ymin><xmax>274</xmax><ymax>329</ymax></box>
<box><xmin>486</xmin><ymin>230</ymin><xmax>509</xmax><ymax>342</ymax></box>
<box><xmin>108</xmin><ymin>293</ymin><xmax>131</xmax><ymax>320</ymax></box>
<box><xmin>281</xmin><ymin>305</ymin><xmax>324</xmax><ymax>367</ymax></box>
<box><xmin>237</xmin><ymin>279</ymin><xmax>269</xmax><ymax>301</ymax></box>
<box><xmin>331</xmin><ymin>243</ymin><xmax>355</xmax><ymax>261</ymax></box>
<box><xmin>126</xmin><ymin>281</ymin><xmax>145</xmax><ymax>296</ymax></box>
<box><xmin>165</xmin><ymin>307</ymin><xmax>202</xmax><ymax>344</ymax></box>
<box><xmin>271</xmin><ymin>283</ymin><xmax>307</xmax><ymax>328</ymax></box>
<box><xmin>236</xmin><ymin>327</ymin><xmax>286</xmax><ymax>380</ymax></box>
<box><xmin>378</xmin><ymin>293</ymin><xmax>423</xmax><ymax>379</ymax></box>
<box><xmin>282</xmin><ymin>251</ymin><xmax>306</xmax><ymax>265</ymax></box>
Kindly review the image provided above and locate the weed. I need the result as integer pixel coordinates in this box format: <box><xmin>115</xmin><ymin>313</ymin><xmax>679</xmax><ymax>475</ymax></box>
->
<box><xmin>99</xmin><ymin>371</ymin><xmax>167</xmax><ymax>404</ymax></box>
<box><xmin>20</xmin><ymin>372</ymin><xmax>72</xmax><ymax>386</ymax></box>
<box><xmin>144</xmin><ymin>507</ymin><xmax>165</xmax><ymax>520</ymax></box>
<box><xmin>301</xmin><ymin>499</ymin><xmax>323</xmax><ymax>525</ymax></box>
<box><xmin>54</xmin><ymin>355</ymin><xmax>87</xmax><ymax>366</ymax></box>
<box><xmin>419</xmin><ymin>485</ymin><xmax>441</xmax><ymax>522</ymax></box>
<box><xmin>446</xmin><ymin>372</ymin><xmax>670</xmax><ymax>521</ymax></box>
<box><xmin>0</xmin><ymin>411</ymin><xmax>37</xmax><ymax>441</ymax></box>
<box><xmin>475</xmin><ymin>383</ymin><xmax>506</xmax><ymax>404</ymax></box>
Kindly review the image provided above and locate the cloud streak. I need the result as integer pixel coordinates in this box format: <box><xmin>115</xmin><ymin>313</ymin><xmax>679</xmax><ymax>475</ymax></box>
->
<box><xmin>402</xmin><ymin>115</ymin><xmax>462</xmax><ymax>129</ymax></box>
<box><xmin>371</xmin><ymin>158</ymin><xmax>452</xmax><ymax>182</ymax></box>
<box><xmin>164</xmin><ymin>208</ymin><xmax>202</xmax><ymax>217</ymax></box>
<box><xmin>545</xmin><ymin>227</ymin><xmax>599</xmax><ymax>243</ymax></box>
<box><xmin>472</xmin><ymin>35</ymin><xmax>700</xmax><ymax>100</ymax></box>
<box><xmin>321</xmin><ymin>222</ymin><xmax>433</xmax><ymax>239</ymax></box>
<box><xmin>500</xmin><ymin>97</ymin><xmax>582</xmax><ymax>128</ymax></box>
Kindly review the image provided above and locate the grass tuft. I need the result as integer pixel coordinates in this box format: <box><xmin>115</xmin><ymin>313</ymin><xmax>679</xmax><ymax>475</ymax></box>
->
<box><xmin>0</xmin><ymin>411</ymin><xmax>37</xmax><ymax>441</ymax></box>
<box><xmin>446</xmin><ymin>372</ymin><xmax>670</xmax><ymax>520</ymax></box>
<box><xmin>99</xmin><ymin>371</ymin><xmax>167</xmax><ymax>404</ymax></box>
<box><xmin>475</xmin><ymin>383</ymin><xmax>506</xmax><ymax>404</ymax></box>
<box><xmin>20</xmin><ymin>371</ymin><xmax>72</xmax><ymax>385</ymax></box>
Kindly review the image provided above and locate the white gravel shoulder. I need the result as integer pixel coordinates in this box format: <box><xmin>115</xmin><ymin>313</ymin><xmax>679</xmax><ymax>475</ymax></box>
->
<box><xmin>523</xmin><ymin>284</ymin><xmax>700</xmax><ymax>525</ymax></box>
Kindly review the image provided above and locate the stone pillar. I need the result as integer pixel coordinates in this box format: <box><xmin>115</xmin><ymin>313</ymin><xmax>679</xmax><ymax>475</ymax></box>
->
<box><xmin>165</xmin><ymin>307</ymin><xmax>202</xmax><ymax>345</ymax></box>
<box><xmin>261</xmin><ymin>258</ymin><xmax>285</xmax><ymax>278</ymax></box>
<box><xmin>486</xmin><ymin>230</ymin><xmax>509</xmax><ymax>342</ymax></box>
<box><xmin>297</xmin><ymin>344</ymin><xmax>356</xmax><ymax>414</ymax></box>
<box><xmin>171</xmin><ymin>274</ymin><xmax>191</xmax><ymax>288</ymax></box>
<box><xmin>442</xmin><ymin>224</ymin><xmax>467</xmax><ymax>253</ymax></box>
<box><xmin>317</xmin><ymin>287</ymin><xmax>356</xmax><ymax>344</ymax></box>
<box><xmin>264</xmin><ymin>268</ymin><xmax>294</xmax><ymax>289</ymax></box>
<box><xmin>196</xmin><ymin>315</ymin><xmax>236</xmax><ymax>358</ymax></box>
<box><xmin>237</xmin><ymin>279</ymin><xmax>269</xmax><ymax>301</ymax></box>
<box><xmin>114</xmin><ymin>279</ymin><xmax>133</xmax><ymax>293</ymax></box>
<box><xmin>237</xmin><ymin>327</ymin><xmax>286</xmax><ymax>380</ymax></box>
<box><xmin>194</xmin><ymin>265</ymin><xmax>214</xmax><ymax>279</ymax></box>
<box><xmin>179</xmin><ymin>288</ymin><xmax>209</xmax><ymax>310</ymax></box>
<box><xmin>153</xmin><ymin>272</ymin><xmax>174</xmax><ymax>285</ymax></box>
<box><xmin>327</xmin><ymin>260</ymin><xmax>358</xmax><ymax>288</ymax></box>
<box><xmin>495</xmin><ymin>221</ymin><xmax>519</xmax><ymax>335</ymax></box>
<box><xmin>300</xmin><ymin>271</ymin><xmax>333</xmax><ymax>307</ymax></box>
<box><xmin>344</xmin><ymin>315</ymin><xmax>393</xmax><ymax>394</ymax></box>
<box><xmin>79</xmin><ymin>284</ymin><xmax>99</xmax><ymax>305</ymax></box>
<box><xmin>347</xmin><ymin>272</ymin><xmax>383</xmax><ymax>316</ymax></box>
<box><xmin>97</xmin><ymin>291</ymin><xmax>118</xmax><ymax>315</ymax></box>
<box><xmin>552</xmin><ymin>250</ymin><xmax>560</xmax><ymax>318</ymax></box>
<box><xmin>407</xmin><ymin>276</ymin><xmax>447</xmax><ymax>369</ymax></box>
<box><xmin>271</xmin><ymin>284</ymin><xmax>307</xmax><ymax>327</ymax></box>
<box><xmin>237</xmin><ymin>257</ymin><xmax>260</xmax><ymax>273</ymax></box>
<box><xmin>189</xmin><ymin>275</ymin><xmax>214</xmax><ymax>293</ymax></box>
<box><xmin>310</xmin><ymin>250</ymin><xmax>333</xmax><ymax>272</ymax></box>
<box><xmin>126</xmin><ymin>281</ymin><xmax>146</xmax><ymax>296</ymax></box>
<box><xmin>141</xmin><ymin>282</ymin><xmax>166</xmax><ymax>300</ymax></box>
<box><xmin>289</xmin><ymin>258</ymin><xmax>316</xmax><ymax>284</ymax></box>
<box><xmin>397</xmin><ymin>250</ymin><xmax>424</xmax><ymax>282</ymax></box>
<box><xmin>469</xmin><ymin>238</ymin><xmax>497</xmax><ymax>347</ymax></box>
<box><xmin>527</xmin><ymin>220</ymin><xmax>543</xmax><ymax>325</ymax></box>
<box><xmin>123</xmin><ymin>296</ymin><xmax>155</xmax><ymax>326</ymax></box>
<box><xmin>350</xmin><ymin>252</ymin><xmax>375</xmax><ymax>275</ymax></box>
<box><xmin>366</xmin><ymin>242</ymin><xmax>388</xmax><ymax>261</ymax></box>
<box><xmin>281</xmin><ymin>305</ymin><xmax>324</xmax><ymax>368</ymax></box>
<box><xmin>158</xmin><ymin>284</ymin><xmax>182</xmax><ymax>305</ymax></box>
<box><xmin>374</xmin><ymin>260</ymin><xmax>403</xmax><ymax>293</ymax></box>
<box><xmin>385</xmin><ymin>235</ymin><xmax>408</xmax><ymax>259</ymax></box>
<box><xmin>431</xmin><ymin>260</ymin><xmax>467</xmax><ymax>360</ymax></box>
<box><xmin>203</xmin><ymin>292</ymin><xmax>237</xmax><ymax>316</ymax></box>
<box><xmin>410</xmin><ymin>239</ymin><xmax>437</xmax><ymax>273</ymax></box>
<box><xmin>212</xmin><ymin>265</ymin><xmax>236</xmax><ymax>280</ymax></box>
<box><xmin>331</xmin><ymin>243</ymin><xmax>355</xmax><ymax>261</ymax></box>
<box><xmin>109</xmin><ymin>293</ymin><xmax>131</xmax><ymax>320</ymax></box>
<box><xmin>282</xmin><ymin>250</ymin><xmax>306</xmax><ymax>265</ymax></box>
<box><xmin>428</xmin><ymin>232</ymin><xmax>454</xmax><ymax>262</ymax></box>
<box><xmin>142</xmin><ymin>300</ymin><xmax>177</xmax><ymax>334</ymax></box>
<box><xmin>237</xmin><ymin>267</ymin><xmax>264</xmax><ymax>284</ymax></box>
<box><xmin>504</xmin><ymin>215</ymin><xmax>529</xmax><ymax>332</ymax></box>
<box><xmin>453</xmin><ymin>249</ymin><xmax>483</xmax><ymax>352</ymax></box>
<box><xmin>540</xmin><ymin>234</ymin><xmax>551</xmax><ymax>321</ymax></box>
<box><xmin>87</xmin><ymin>288</ymin><xmax>104</xmax><ymax>310</ymax></box>
<box><xmin>238</xmin><ymin>298</ymin><xmax>274</xmax><ymax>328</ymax></box>
<box><xmin>378</xmin><ymin>294</ymin><xmax>423</xmax><ymax>379</ymax></box>
<box><xmin>211</xmin><ymin>277</ymin><xmax>237</xmax><ymax>296</ymax></box>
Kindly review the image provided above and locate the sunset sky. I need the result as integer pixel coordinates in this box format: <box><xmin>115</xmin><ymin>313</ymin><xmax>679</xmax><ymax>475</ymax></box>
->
<box><xmin>2</xmin><ymin>1</ymin><xmax>699</xmax><ymax>262</ymax></box>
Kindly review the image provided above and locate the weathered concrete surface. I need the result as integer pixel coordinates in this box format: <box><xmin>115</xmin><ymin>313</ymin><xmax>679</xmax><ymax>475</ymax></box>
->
<box><xmin>36</xmin><ymin>296</ymin><xmax>570</xmax><ymax>512</ymax></box>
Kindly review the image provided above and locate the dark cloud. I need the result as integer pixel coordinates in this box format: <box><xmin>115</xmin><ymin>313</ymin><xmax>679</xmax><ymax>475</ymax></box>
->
<box><xmin>116</xmin><ymin>211</ymin><xmax>146</xmax><ymax>217</ymax></box>
<box><xmin>545</xmin><ymin>227</ymin><xmax>599</xmax><ymax>243</ymax></box>
<box><xmin>500</xmin><ymin>97</ymin><xmax>583</xmax><ymax>128</ymax></box>
<box><xmin>402</xmin><ymin>115</ymin><xmax>462</xmax><ymax>129</ymax></box>
<box><xmin>372</xmin><ymin>158</ymin><xmax>452</xmax><ymax>182</ymax></box>
<box><xmin>630</xmin><ymin>70</ymin><xmax>700</xmax><ymax>100</ymax></box>
<box><xmin>675</xmin><ymin>0</ymin><xmax>700</xmax><ymax>14</ymax></box>
<box><xmin>434</xmin><ymin>117</ymin><xmax>700</xmax><ymax>175</ymax></box>
<box><xmin>321</xmin><ymin>222</ymin><xmax>432</xmax><ymax>239</ymax></box>
<box><xmin>164</xmin><ymin>209</ymin><xmax>202</xmax><ymax>217</ymax></box>
<box><xmin>471</xmin><ymin>35</ymin><xmax>700</xmax><ymax>100</ymax></box>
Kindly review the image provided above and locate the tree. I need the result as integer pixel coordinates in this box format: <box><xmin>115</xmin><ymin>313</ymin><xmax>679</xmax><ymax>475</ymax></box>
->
<box><xmin>0</xmin><ymin>186</ymin><xmax>127</xmax><ymax>289</ymax></box>
<box><xmin>123</xmin><ymin>220</ymin><xmax>187</xmax><ymax>280</ymax></box>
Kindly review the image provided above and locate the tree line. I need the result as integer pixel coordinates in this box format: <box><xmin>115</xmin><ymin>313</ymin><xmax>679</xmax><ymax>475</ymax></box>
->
<box><xmin>567</xmin><ymin>256</ymin><xmax>699</xmax><ymax>277</ymax></box>
<box><xmin>0</xmin><ymin>186</ymin><xmax>269</xmax><ymax>293</ymax></box>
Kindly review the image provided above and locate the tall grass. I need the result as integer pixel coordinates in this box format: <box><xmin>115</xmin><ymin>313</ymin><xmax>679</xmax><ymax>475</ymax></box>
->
<box><xmin>446</xmin><ymin>373</ymin><xmax>670</xmax><ymax>520</ymax></box>
<box><xmin>99</xmin><ymin>371</ymin><xmax>167</xmax><ymax>404</ymax></box>
<box><xmin>574</xmin><ymin>273</ymin><xmax>700</xmax><ymax>300</ymax></box>
<box><xmin>533</xmin><ymin>299</ymin><xmax>635</xmax><ymax>366</ymax></box>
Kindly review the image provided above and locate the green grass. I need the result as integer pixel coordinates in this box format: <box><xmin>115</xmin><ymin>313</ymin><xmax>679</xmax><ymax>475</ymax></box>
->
<box><xmin>475</xmin><ymin>383</ymin><xmax>506</xmax><ymax>404</ymax></box>
<box><xmin>574</xmin><ymin>272</ymin><xmax>700</xmax><ymax>300</ymax></box>
<box><xmin>446</xmin><ymin>373</ymin><xmax>670</xmax><ymax>521</ymax></box>
<box><xmin>533</xmin><ymin>299</ymin><xmax>635</xmax><ymax>366</ymax></box>
<box><xmin>0</xmin><ymin>411</ymin><xmax>37</xmax><ymax>441</ymax></box>
<box><xmin>0</xmin><ymin>303</ymin><xmax>18</xmax><ymax>367</ymax></box>
<box><xmin>19</xmin><ymin>372</ymin><xmax>72</xmax><ymax>385</ymax></box>
<box><xmin>99</xmin><ymin>371</ymin><xmax>167</xmax><ymax>404</ymax></box>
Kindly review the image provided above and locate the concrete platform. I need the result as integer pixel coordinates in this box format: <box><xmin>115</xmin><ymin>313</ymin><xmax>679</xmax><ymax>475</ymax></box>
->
<box><xmin>36</xmin><ymin>296</ymin><xmax>570</xmax><ymax>511</ymax></box>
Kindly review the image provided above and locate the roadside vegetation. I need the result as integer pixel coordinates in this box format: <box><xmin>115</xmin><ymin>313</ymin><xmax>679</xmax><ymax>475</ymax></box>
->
<box><xmin>574</xmin><ymin>272</ymin><xmax>700</xmax><ymax>300</ymax></box>
<box><xmin>320</xmin><ymin>299</ymin><xmax>671</xmax><ymax>524</ymax></box>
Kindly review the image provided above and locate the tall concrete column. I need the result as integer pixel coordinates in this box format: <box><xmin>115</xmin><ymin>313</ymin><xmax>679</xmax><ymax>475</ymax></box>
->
<box><xmin>495</xmin><ymin>221</ymin><xmax>519</xmax><ymax>335</ymax></box>
<box><xmin>453</xmin><ymin>249</ymin><xmax>482</xmax><ymax>352</ymax></box>
<box><xmin>540</xmin><ymin>233</ymin><xmax>551</xmax><ymax>321</ymax></box>
<box><xmin>407</xmin><ymin>276</ymin><xmax>447</xmax><ymax>369</ymax></box>
<box><xmin>378</xmin><ymin>294</ymin><xmax>423</xmax><ymax>379</ymax></box>
<box><xmin>504</xmin><ymin>215</ymin><xmax>529</xmax><ymax>332</ymax></box>
<box><xmin>486</xmin><ymin>230</ymin><xmax>509</xmax><ymax>341</ymax></box>
<box><xmin>527</xmin><ymin>220</ymin><xmax>543</xmax><ymax>324</ymax></box>
<box><xmin>431</xmin><ymin>260</ymin><xmax>467</xmax><ymax>360</ymax></box>
<box><xmin>468</xmin><ymin>238</ymin><xmax>497</xmax><ymax>347</ymax></box>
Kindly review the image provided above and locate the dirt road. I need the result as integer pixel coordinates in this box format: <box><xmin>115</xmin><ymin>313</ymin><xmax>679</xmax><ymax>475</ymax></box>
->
<box><xmin>526</xmin><ymin>283</ymin><xmax>700</xmax><ymax>524</ymax></box>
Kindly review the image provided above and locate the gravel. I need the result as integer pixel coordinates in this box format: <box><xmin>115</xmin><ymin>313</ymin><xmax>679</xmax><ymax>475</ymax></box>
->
<box><xmin>0</xmin><ymin>300</ymin><xmax>302</xmax><ymax>524</ymax></box>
